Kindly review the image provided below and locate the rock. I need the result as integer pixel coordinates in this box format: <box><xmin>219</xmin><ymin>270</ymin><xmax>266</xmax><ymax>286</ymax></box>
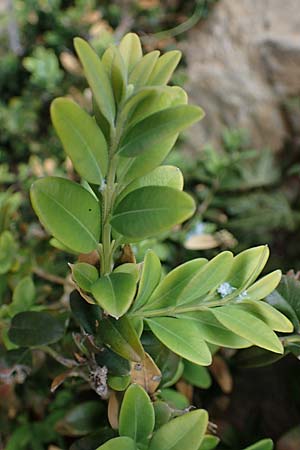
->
<box><xmin>183</xmin><ymin>0</ymin><xmax>300</xmax><ymax>152</ymax></box>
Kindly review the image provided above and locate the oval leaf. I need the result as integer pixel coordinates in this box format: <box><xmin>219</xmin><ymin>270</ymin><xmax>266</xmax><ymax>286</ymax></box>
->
<box><xmin>119</xmin><ymin>384</ymin><xmax>155</xmax><ymax>445</ymax></box>
<box><xmin>72</xmin><ymin>262</ymin><xmax>99</xmax><ymax>292</ymax></box>
<box><xmin>119</xmin><ymin>33</ymin><xmax>143</xmax><ymax>73</ymax></box>
<box><xmin>8</xmin><ymin>311</ymin><xmax>65</xmax><ymax>347</ymax></box>
<box><xmin>147</xmin><ymin>317</ymin><xmax>212</xmax><ymax>366</ymax></box>
<box><xmin>148</xmin><ymin>51</ymin><xmax>182</xmax><ymax>85</ymax></box>
<box><xmin>149</xmin><ymin>409</ymin><xmax>208</xmax><ymax>450</ymax></box>
<box><xmin>30</xmin><ymin>177</ymin><xmax>100</xmax><ymax>253</ymax></box>
<box><xmin>97</xmin><ymin>437</ymin><xmax>136</xmax><ymax>450</ymax></box>
<box><xmin>51</xmin><ymin>98</ymin><xmax>108</xmax><ymax>184</ymax></box>
<box><xmin>91</xmin><ymin>272</ymin><xmax>137</xmax><ymax>318</ymax></box>
<box><xmin>111</xmin><ymin>186</ymin><xmax>195</xmax><ymax>240</ymax></box>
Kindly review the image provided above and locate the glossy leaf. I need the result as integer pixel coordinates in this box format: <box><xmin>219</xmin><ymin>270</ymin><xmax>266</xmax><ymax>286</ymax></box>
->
<box><xmin>144</xmin><ymin>258</ymin><xmax>208</xmax><ymax>311</ymax></box>
<box><xmin>118</xmin><ymin>165</ymin><xmax>184</xmax><ymax>204</ymax></box>
<box><xmin>91</xmin><ymin>272</ymin><xmax>137</xmax><ymax>318</ymax></box>
<box><xmin>246</xmin><ymin>270</ymin><xmax>282</xmax><ymax>301</ymax></box>
<box><xmin>8</xmin><ymin>311</ymin><xmax>65</xmax><ymax>346</ymax></box>
<box><xmin>148</xmin><ymin>51</ymin><xmax>182</xmax><ymax>85</ymax></box>
<box><xmin>51</xmin><ymin>98</ymin><xmax>108</xmax><ymax>184</ymax></box>
<box><xmin>74</xmin><ymin>37</ymin><xmax>115</xmax><ymax>124</ymax></box>
<box><xmin>111</xmin><ymin>186</ymin><xmax>195</xmax><ymax>240</ymax></box>
<box><xmin>96</xmin><ymin>316</ymin><xmax>144</xmax><ymax>362</ymax></box>
<box><xmin>147</xmin><ymin>317</ymin><xmax>212</xmax><ymax>365</ymax></box>
<box><xmin>149</xmin><ymin>409</ymin><xmax>208</xmax><ymax>450</ymax></box>
<box><xmin>180</xmin><ymin>310</ymin><xmax>251</xmax><ymax>349</ymax></box>
<box><xmin>119</xmin><ymin>33</ymin><xmax>143</xmax><ymax>73</ymax></box>
<box><xmin>30</xmin><ymin>177</ymin><xmax>100</xmax><ymax>253</ymax></box>
<box><xmin>132</xmin><ymin>250</ymin><xmax>162</xmax><ymax>312</ymax></box>
<box><xmin>96</xmin><ymin>437</ymin><xmax>136</xmax><ymax>450</ymax></box>
<box><xmin>227</xmin><ymin>246</ymin><xmax>269</xmax><ymax>290</ymax></box>
<box><xmin>119</xmin><ymin>105</ymin><xmax>204</xmax><ymax>157</ymax></box>
<box><xmin>119</xmin><ymin>384</ymin><xmax>155</xmax><ymax>445</ymax></box>
<box><xmin>212</xmin><ymin>306</ymin><xmax>283</xmax><ymax>354</ymax></box>
<box><xmin>96</xmin><ymin>348</ymin><xmax>130</xmax><ymax>377</ymax></box>
<box><xmin>71</xmin><ymin>262</ymin><xmax>99</xmax><ymax>292</ymax></box>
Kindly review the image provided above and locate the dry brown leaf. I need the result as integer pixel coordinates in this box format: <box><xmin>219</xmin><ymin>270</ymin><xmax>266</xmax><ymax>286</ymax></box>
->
<box><xmin>184</xmin><ymin>233</ymin><xmax>220</xmax><ymax>250</ymax></box>
<box><xmin>51</xmin><ymin>370</ymin><xmax>74</xmax><ymax>393</ymax></box>
<box><xmin>131</xmin><ymin>352</ymin><xmax>161</xmax><ymax>394</ymax></box>
<box><xmin>176</xmin><ymin>379</ymin><xmax>193</xmax><ymax>403</ymax></box>
<box><xmin>78</xmin><ymin>250</ymin><xmax>100</xmax><ymax>266</ymax></box>
<box><xmin>210</xmin><ymin>355</ymin><xmax>233</xmax><ymax>394</ymax></box>
<box><xmin>118</xmin><ymin>244</ymin><xmax>136</xmax><ymax>265</ymax></box>
<box><xmin>108</xmin><ymin>391</ymin><xmax>120</xmax><ymax>430</ymax></box>
<box><xmin>60</xmin><ymin>52</ymin><xmax>82</xmax><ymax>75</ymax></box>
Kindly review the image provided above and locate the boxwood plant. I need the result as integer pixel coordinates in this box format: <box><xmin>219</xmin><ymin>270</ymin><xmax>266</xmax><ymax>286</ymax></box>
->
<box><xmin>11</xmin><ymin>33</ymin><xmax>293</xmax><ymax>449</ymax></box>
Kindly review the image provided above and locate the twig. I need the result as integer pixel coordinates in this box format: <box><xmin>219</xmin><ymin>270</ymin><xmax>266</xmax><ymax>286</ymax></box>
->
<box><xmin>33</xmin><ymin>267</ymin><xmax>67</xmax><ymax>286</ymax></box>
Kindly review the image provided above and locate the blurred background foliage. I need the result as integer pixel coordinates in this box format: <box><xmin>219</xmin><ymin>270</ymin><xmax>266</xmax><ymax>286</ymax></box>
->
<box><xmin>1</xmin><ymin>0</ymin><xmax>300</xmax><ymax>449</ymax></box>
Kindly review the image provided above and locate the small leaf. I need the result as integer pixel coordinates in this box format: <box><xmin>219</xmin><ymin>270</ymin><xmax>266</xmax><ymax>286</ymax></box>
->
<box><xmin>71</xmin><ymin>263</ymin><xmax>99</xmax><ymax>292</ymax></box>
<box><xmin>119</xmin><ymin>384</ymin><xmax>155</xmax><ymax>445</ymax></box>
<box><xmin>119</xmin><ymin>105</ymin><xmax>204</xmax><ymax>157</ymax></box>
<box><xmin>212</xmin><ymin>306</ymin><xmax>283</xmax><ymax>354</ymax></box>
<box><xmin>227</xmin><ymin>246</ymin><xmax>269</xmax><ymax>290</ymax></box>
<box><xmin>30</xmin><ymin>177</ymin><xmax>100</xmax><ymax>253</ymax></box>
<box><xmin>8</xmin><ymin>311</ymin><xmax>65</xmax><ymax>346</ymax></box>
<box><xmin>243</xmin><ymin>439</ymin><xmax>273</xmax><ymax>450</ymax></box>
<box><xmin>131</xmin><ymin>250</ymin><xmax>162</xmax><ymax>312</ymax></box>
<box><xmin>149</xmin><ymin>409</ymin><xmax>208</xmax><ymax>450</ymax></box>
<box><xmin>246</xmin><ymin>270</ymin><xmax>282</xmax><ymax>301</ymax></box>
<box><xmin>96</xmin><ymin>316</ymin><xmax>144</xmax><ymax>362</ymax></box>
<box><xmin>198</xmin><ymin>435</ymin><xmax>220</xmax><ymax>450</ymax></box>
<box><xmin>117</xmin><ymin>165</ymin><xmax>184</xmax><ymax>204</ymax></box>
<box><xmin>147</xmin><ymin>317</ymin><xmax>212</xmax><ymax>366</ymax></box>
<box><xmin>51</xmin><ymin>98</ymin><xmax>108</xmax><ymax>185</ymax></box>
<box><xmin>119</xmin><ymin>33</ymin><xmax>143</xmax><ymax>73</ymax></box>
<box><xmin>0</xmin><ymin>230</ymin><xmax>17</xmax><ymax>275</ymax></box>
<box><xmin>102</xmin><ymin>46</ymin><xmax>127</xmax><ymax>103</ymax></box>
<box><xmin>183</xmin><ymin>360</ymin><xmax>212</xmax><ymax>389</ymax></box>
<box><xmin>74</xmin><ymin>37</ymin><xmax>115</xmax><ymax>124</ymax></box>
<box><xmin>9</xmin><ymin>276</ymin><xmax>35</xmax><ymax>316</ymax></box>
<box><xmin>96</xmin><ymin>437</ymin><xmax>136</xmax><ymax>450</ymax></box>
<box><xmin>129</xmin><ymin>51</ymin><xmax>160</xmax><ymax>87</ymax></box>
<box><xmin>111</xmin><ymin>186</ymin><xmax>195</xmax><ymax>240</ymax></box>
<box><xmin>108</xmin><ymin>375</ymin><xmax>131</xmax><ymax>391</ymax></box>
<box><xmin>237</xmin><ymin>300</ymin><xmax>293</xmax><ymax>333</ymax></box>
<box><xmin>148</xmin><ymin>51</ymin><xmax>182</xmax><ymax>85</ymax></box>
<box><xmin>56</xmin><ymin>401</ymin><xmax>105</xmax><ymax>437</ymax></box>
<box><xmin>130</xmin><ymin>352</ymin><xmax>162</xmax><ymax>394</ymax></box>
<box><xmin>70</xmin><ymin>290</ymin><xmax>102</xmax><ymax>334</ymax></box>
<box><xmin>91</xmin><ymin>272</ymin><xmax>137</xmax><ymax>318</ymax></box>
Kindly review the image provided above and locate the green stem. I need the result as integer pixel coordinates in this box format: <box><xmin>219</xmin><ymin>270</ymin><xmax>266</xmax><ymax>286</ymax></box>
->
<box><xmin>129</xmin><ymin>298</ymin><xmax>230</xmax><ymax>319</ymax></box>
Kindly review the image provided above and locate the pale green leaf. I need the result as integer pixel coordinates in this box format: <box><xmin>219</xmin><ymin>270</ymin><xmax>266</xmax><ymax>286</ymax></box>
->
<box><xmin>183</xmin><ymin>360</ymin><xmax>212</xmax><ymax>389</ymax></box>
<box><xmin>148</xmin><ymin>51</ymin><xmax>182</xmax><ymax>85</ymax></box>
<box><xmin>243</xmin><ymin>438</ymin><xmax>273</xmax><ymax>450</ymax></box>
<box><xmin>119</xmin><ymin>33</ymin><xmax>143</xmax><ymax>73</ymax></box>
<box><xmin>246</xmin><ymin>270</ymin><xmax>282</xmax><ymax>301</ymax></box>
<box><xmin>71</xmin><ymin>262</ymin><xmax>99</xmax><ymax>292</ymax></box>
<box><xmin>51</xmin><ymin>98</ymin><xmax>108</xmax><ymax>184</ymax></box>
<box><xmin>96</xmin><ymin>436</ymin><xmax>136</xmax><ymax>450</ymax></box>
<box><xmin>129</xmin><ymin>51</ymin><xmax>160</xmax><ymax>87</ymax></box>
<box><xmin>212</xmin><ymin>306</ymin><xmax>283</xmax><ymax>354</ymax></box>
<box><xmin>30</xmin><ymin>177</ymin><xmax>100</xmax><ymax>253</ymax></box>
<box><xmin>147</xmin><ymin>317</ymin><xmax>212</xmax><ymax>366</ymax></box>
<box><xmin>74</xmin><ymin>37</ymin><xmax>115</xmax><ymax>124</ymax></box>
<box><xmin>111</xmin><ymin>186</ymin><xmax>195</xmax><ymax>240</ymax></box>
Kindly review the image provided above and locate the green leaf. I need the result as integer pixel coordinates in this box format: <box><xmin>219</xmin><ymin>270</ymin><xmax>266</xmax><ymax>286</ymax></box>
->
<box><xmin>266</xmin><ymin>275</ymin><xmax>300</xmax><ymax>332</ymax></box>
<box><xmin>149</xmin><ymin>410</ymin><xmax>208</xmax><ymax>450</ymax></box>
<box><xmin>70</xmin><ymin>428</ymin><xmax>116</xmax><ymax>450</ymax></box>
<box><xmin>0</xmin><ymin>230</ymin><xmax>17</xmax><ymax>275</ymax></box>
<box><xmin>198</xmin><ymin>435</ymin><xmax>220</xmax><ymax>450</ymax></box>
<box><xmin>9</xmin><ymin>276</ymin><xmax>35</xmax><ymax>317</ymax></box>
<box><xmin>111</xmin><ymin>186</ymin><xmax>195</xmax><ymax>240</ymax></box>
<box><xmin>96</xmin><ymin>348</ymin><xmax>130</xmax><ymax>376</ymax></box>
<box><xmin>74</xmin><ymin>37</ymin><xmax>115</xmax><ymax>124</ymax></box>
<box><xmin>227</xmin><ymin>246</ymin><xmax>269</xmax><ymax>290</ymax></box>
<box><xmin>129</xmin><ymin>51</ymin><xmax>160</xmax><ymax>87</ymax></box>
<box><xmin>234</xmin><ymin>346</ymin><xmax>285</xmax><ymax>368</ymax></box>
<box><xmin>144</xmin><ymin>258</ymin><xmax>208</xmax><ymax>311</ymax></box>
<box><xmin>119</xmin><ymin>33</ymin><xmax>143</xmax><ymax>73</ymax></box>
<box><xmin>117</xmin><ymin>165</ymin><xmax>184</xmax><ymax>204</ymax></box>
<box><xmin>96</xmin><ymin>316</ymin><xmax>144</xmax><ymax>362</ymax></box>
<box><xmin>246</xmin><ymin>270</ymin><xmax>282</xmax><ymax>301</ymax></box>
<box><xmin>56</xmin><ymin>401</ymin><xmax>105</xmax><ymax>437</ymax></box>
<box><xmin>243</xmin><ymin>439</ymin><xmax>273</xmax><ymax>450</ymax></box>
<box><xmin>91</xmin><ymin>272</ymin><xmax>137</xmax><ymax>318</ymax></box>
<box><xmin>212</xmin><ymin>306</ymin><xmax>283</xmax><ymax>354</ymax></box>
<box><xmin>30</xmin><ymin>177</ymin><xmax>100</xmax><ymax>253</ymax></box>
<box><xmin>119</xmin><ymin>105</ymin><xmax>204</xmax><ymax>157</ymax></box>
<box><xmin>131</xmin><ymin>250</ymin><xmax>162</xmax><ymax>312</ymax></box>
<box><xmin>119</xmin><ymin>384</ymin><xmax>155</xmax><ymax>445</ymax></box>
<box><xmin>183</xmin><ymin>360</ymin><xmax>212</xmax><ymax>389</ymax></box>
<box><xmin>102</xmin><ymin>46</ymin><xmax>127</xmax><ymax>103</ymax></box>
<box><xmin>96</xmin><ymin>437</ymin><xmax>136</xmax><ymax>450</ymax></box>
<box><xmin>180</xmin><ymin>310</ymin><xmax>251</xmax><ymax>349</ymax></box>
<box><xmin>148</xmin><ymin>51</ymin><xmax>181</xmax><ymax>85</ymax></box>
<box><xmin>113</xmin><ymin>263</ymin><xmax>140</xmax><ymax>283</ymax></box>
<box><xmin>147</xmin><ymin>317</ymin><xmax>212</xmax><ymax>365</ymax></box>
<box><xmin>159</xmin><ymin>388</ymin><xmax>189</xmax><ymax>409</ymax></box>
<box><xmin>70</xmin><ymin>291</ymin><xmax>102</xmax><ymax>334</ymax></box>
<box><xmin>71</xmin><ymin>263</ymin><xmax>99</xmax><ymax>292</ymax></box>
<box><xmin>8</xmin><ymin>311</ymin><xmax>65</xmax><ymax>346</ymax></box>
<box><xmin>51</xmin><ymin>98</ymin><xmax>108</xmax><ymax>185</ymax></box>
<box><xmin>236</xmin><ymin>300</ymin><xmax>293</xmax><ymax>333</ymax></box>
<box><xmin>118</xmin><ymin>135</ymin><xmax>178</xmax><ymax>184</ymax></box>
<box><xmin>108</xmin><ymin>374</ymin><xmax>131</xmax><ymax>391</ymax></box>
